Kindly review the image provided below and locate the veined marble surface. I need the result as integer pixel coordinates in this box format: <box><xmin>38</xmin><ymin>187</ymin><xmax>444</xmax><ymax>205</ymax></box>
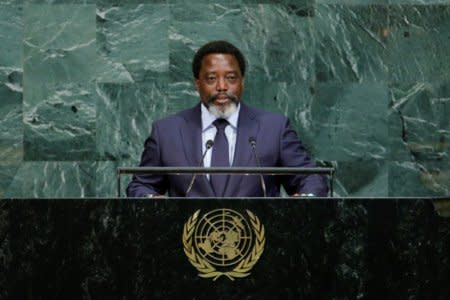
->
<box><xmin>0</xmin><ymin>1</ymin><xmax>449</xmax><ymax>197</ymax></box>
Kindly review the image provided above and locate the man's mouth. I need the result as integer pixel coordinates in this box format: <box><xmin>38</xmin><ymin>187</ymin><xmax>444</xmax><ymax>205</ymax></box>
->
<box><xmin>215</xmin><ymin>96</ymin><xmax>230</xmax><ymax>104</ymax></box>
<box><xmin>209</xmin><ymin>93</ymin><xmax>236</xmax><ymax>105</ymax></box>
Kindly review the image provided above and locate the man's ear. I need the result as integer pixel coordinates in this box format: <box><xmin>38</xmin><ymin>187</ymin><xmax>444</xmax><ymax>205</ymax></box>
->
<box><xmin>194</xmin><ymin>79</ymin><xmax>200</xmax><ymax>91</ymax></box>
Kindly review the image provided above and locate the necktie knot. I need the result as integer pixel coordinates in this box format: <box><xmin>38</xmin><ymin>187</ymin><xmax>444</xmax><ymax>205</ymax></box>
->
<box><xmin>213</xmin><ymin>118</ymin><xmax>228</xmax><ymax>131</ymax></box>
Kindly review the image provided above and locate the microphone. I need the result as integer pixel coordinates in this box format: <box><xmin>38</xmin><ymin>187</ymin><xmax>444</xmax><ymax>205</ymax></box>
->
<box><xmin>248</xmin><ymin>137</ymin><xmax>267</xmax><ymax>198</ymax></box>
<box><xmin>185</xmin><ymin>140</ymin><xmax>214</xmax><ymax>196</ymax></box>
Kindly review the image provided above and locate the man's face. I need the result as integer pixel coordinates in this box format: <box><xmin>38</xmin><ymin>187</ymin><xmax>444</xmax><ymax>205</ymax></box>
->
<box><xmin>195</xmin><ymin>53</ymin><xmax>244</xmax><ymax>115</ymax></box>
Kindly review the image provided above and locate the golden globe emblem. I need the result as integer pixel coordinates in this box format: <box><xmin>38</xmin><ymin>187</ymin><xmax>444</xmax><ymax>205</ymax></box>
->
<box><xmin>182</xmin><ymin>209</ymin><xmax>265</xmax><ymax>281</ymax></box>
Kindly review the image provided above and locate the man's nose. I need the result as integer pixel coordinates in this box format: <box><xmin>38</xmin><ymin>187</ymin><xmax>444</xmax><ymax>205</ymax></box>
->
<box><xmin>216</xmin><ymin>77</ymin><xmax>228</xmax><ymax>91</ymax></box>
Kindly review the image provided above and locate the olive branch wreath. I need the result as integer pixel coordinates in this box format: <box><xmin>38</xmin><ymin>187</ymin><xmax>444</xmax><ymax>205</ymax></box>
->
<box><xmin>182</xmin><ymin>209</ymin><xmax>265</xmax><ymax>281</ymax></box>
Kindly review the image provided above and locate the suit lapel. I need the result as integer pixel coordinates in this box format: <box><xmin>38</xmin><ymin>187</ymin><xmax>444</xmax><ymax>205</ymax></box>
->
<box><xmin>225</xmin><ymin>103</ymin><xmax>259</xmax><ymax>197</ymax></box>
<box><xmin>179</xmin><ymin>104</ymin><xmax>215</xmax><ymax>197</ymax></box>
<box><xmin>180</xmin><ymin>104</ymin><xmax>202</xmax><ymax>166</ymax></box>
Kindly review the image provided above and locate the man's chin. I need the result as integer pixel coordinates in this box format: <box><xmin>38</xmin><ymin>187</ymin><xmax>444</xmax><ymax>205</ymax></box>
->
<box><xmin>208</xmin><ymin>102</ymin><xmax>237</xmax><ymax>118</ymax></box>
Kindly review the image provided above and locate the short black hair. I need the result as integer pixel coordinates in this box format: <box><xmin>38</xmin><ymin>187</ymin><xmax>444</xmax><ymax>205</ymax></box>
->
<box><xmin>192</xmin><ymin>40</ymin><xmax>246</xmax><ymax>79</ymax></box>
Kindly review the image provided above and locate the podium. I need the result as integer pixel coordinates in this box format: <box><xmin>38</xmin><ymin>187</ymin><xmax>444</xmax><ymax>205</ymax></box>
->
<box><xmin>118</xmin><ymin>166</ymin><xmax>336</xmax><ymax>197</ymax></box>
<box><xmin>1</xmin><ymin>197</ymin><xmax>449</xmax><ymax>299</ymax></box>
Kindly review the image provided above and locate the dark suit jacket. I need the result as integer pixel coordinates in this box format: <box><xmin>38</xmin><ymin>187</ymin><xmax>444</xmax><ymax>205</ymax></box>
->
<box><xmin>127</xmin><ymin>103</ymin><xmax>328</xmax><ymax>197</ymax></box>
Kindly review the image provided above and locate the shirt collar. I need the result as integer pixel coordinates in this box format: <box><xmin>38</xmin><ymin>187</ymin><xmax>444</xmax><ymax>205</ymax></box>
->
<box><xmin>201</xmin><ymin>103</ymin><xmax>240</xmax><ymax>131</ymax></box>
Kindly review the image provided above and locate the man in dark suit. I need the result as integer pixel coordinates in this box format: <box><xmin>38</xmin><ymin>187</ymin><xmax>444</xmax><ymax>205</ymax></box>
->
<box><xmin>127</xmin><ymin>40</ymin><xmax>327</xmax><ymax>198</ymax></box>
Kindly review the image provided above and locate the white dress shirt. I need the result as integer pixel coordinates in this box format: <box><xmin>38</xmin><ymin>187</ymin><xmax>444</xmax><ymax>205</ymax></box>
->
<box><xmin>201</xmin><ymin>103</ymin><xmax>240</xmax><ymax>173</ymax></box>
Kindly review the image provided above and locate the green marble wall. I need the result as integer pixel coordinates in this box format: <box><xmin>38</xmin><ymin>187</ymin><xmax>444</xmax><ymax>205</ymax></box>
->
<box><xmin>1</xmin><ymin>0</ymin><xmax>449</xmax><ymax>198</ymax></box>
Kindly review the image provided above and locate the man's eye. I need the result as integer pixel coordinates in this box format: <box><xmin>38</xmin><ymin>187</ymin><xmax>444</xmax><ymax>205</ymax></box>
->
<box><xmin>227</xmin><ymin>75</ymin><xmax>236</xmax><ymax>81</ymax></box>
<box><xmin>206</xmin><ymin>77</ymin><xmax>216</xmax><ymax>83</ymax></box>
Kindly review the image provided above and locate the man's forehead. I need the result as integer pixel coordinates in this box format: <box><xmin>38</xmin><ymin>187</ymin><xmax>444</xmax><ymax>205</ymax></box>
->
<box><xmin>200</xmin><ymin>53</ymin><xmax>241</xmax><ymax>71</ymax></box>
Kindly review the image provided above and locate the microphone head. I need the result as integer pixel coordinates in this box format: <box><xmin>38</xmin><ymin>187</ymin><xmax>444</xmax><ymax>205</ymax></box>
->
<box><xmin>206</xmin><ymin>139</ymin><xmax>214</xmax><ymax>149</ymax></box>
<box><xmin>248</xmin><ymin>136</ymin><xmax>256</xmax><ymax>146</ymax></box>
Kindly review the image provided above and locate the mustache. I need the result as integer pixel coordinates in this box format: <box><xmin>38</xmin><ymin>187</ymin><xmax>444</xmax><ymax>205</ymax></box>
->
<box><xmin>207</xmin><ymin>92</ymin><xmax>239</xmax><ymax>104</ymax></box>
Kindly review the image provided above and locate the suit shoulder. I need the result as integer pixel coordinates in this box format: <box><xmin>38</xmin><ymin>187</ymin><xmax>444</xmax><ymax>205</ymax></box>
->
<box><xmin>152</xmin><ymin>106</ymin><xmax>195</xmax><ymax>127</ymax></box>
<box><xmin>247</xmin><ymin>105</ymin><xmax>288</xmax><ymax>123</ymax></box>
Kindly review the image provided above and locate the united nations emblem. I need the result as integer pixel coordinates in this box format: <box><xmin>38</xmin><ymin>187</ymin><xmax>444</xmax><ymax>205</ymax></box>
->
<box><xmin>182</xmin><ymin>208</ymin><xmax>265</xmax><ymax>281</ymax></box>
